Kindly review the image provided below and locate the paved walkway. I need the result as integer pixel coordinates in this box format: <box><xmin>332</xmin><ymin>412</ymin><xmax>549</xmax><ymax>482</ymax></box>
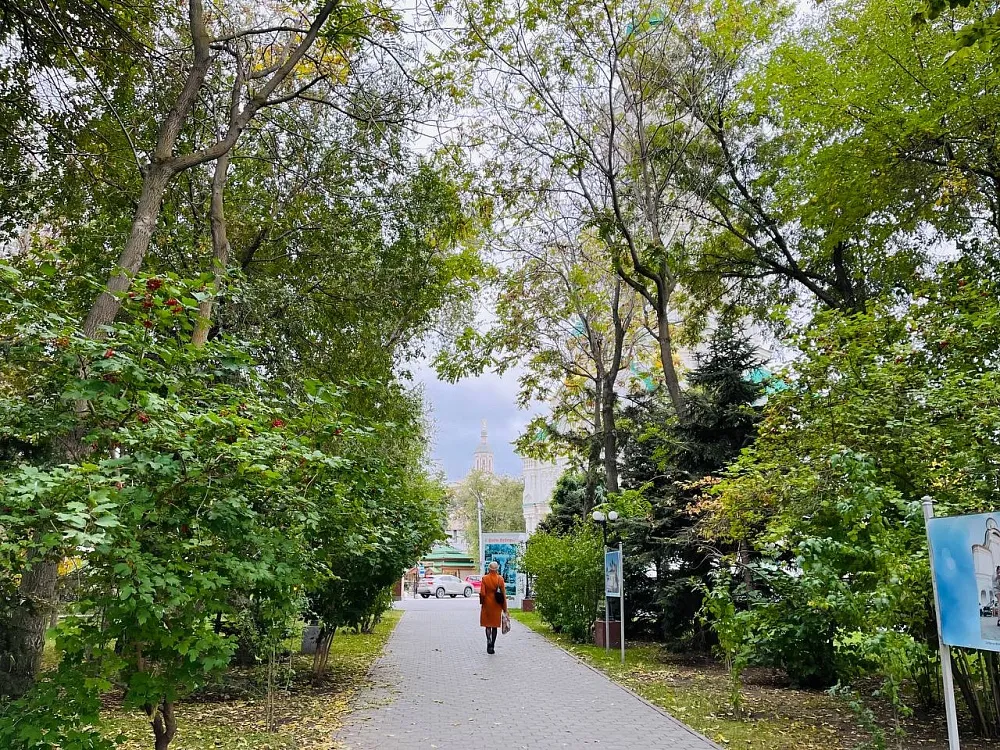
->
<box><xmin>335</xmin><ymin>597</ymin><xmax>721</xmax><ymax>750</ymax></box>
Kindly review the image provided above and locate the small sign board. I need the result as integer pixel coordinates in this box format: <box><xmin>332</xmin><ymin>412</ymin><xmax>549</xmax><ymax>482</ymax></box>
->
<box><xmin>927</xmin><ymin>511</ymin><xmax>1000</xmax><ymax>651</ymax></box>
<box><xmin>605</xmin><ymin>549</ymin><xmax>622</xmax><ymax>597</ymax></box>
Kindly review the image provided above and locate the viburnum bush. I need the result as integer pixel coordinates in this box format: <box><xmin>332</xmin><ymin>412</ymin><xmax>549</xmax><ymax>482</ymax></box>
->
<box><xmin>0</xmin><ymin>258</ymin><xmax>354</xmax><ymax>749</ymax></box>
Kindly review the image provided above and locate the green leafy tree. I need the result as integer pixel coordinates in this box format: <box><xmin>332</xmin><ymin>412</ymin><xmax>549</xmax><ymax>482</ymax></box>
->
<box><xmin>0</xmin><ymin>260</ymin><xmax>450</xmax><ymax>747</ymax></box>
<box><xmin>914</xmin><ymin>0</ymin><xmax>1000</xmax><ymax>56</ymax></box>
<box><xmin>435</xmin><ymin>0</ymin><xmax>741</xmax><ymax>415</ymax></box>
<box><xmin>680</xmin><ymin>0</ymin><xmax>1000</xmax><ymax>323</ymax></box>
<box><xmin>307</xmin><ymin>431</ymin><xmax>446</xmax><ymax>677</ymax></box>
<box><xmin>706</xmin><ymin>251</ymin><xmax>1000</xmax><ymax>727</ymax></box>
<box><xmin>450</xmin><ymin>232</ymin><xmax>651</xmax><ymax>503</ymax></box>
<box><xmin>0</xmin><ymin>0</ymin><xmax>397</xmax><ymax>697</ymax></box>
<box><xmin>451</xmin><ymin>471</ymin><xmax>525</xmax><ymax>562</ymax></box>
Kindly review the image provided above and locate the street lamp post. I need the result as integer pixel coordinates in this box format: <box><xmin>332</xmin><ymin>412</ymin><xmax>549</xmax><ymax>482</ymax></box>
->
<box><xmin>592</xmin><ymin>510</ymin><xmax>619</xmax><ymax>653</ymax></box>
<box><xmin>477</xmin><ymin>494</ymin><xmax>485</xmax><ymax>574</ymax></box>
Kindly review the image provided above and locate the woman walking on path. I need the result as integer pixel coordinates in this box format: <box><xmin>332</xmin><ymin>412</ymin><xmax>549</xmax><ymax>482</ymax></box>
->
<box><xmin>479</xmin><ymin>560</ymin><xmax>508</xmax><ymax>654</ymax></box>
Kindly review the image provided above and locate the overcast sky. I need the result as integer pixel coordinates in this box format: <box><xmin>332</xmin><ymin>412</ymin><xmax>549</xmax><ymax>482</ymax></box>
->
<box><xmin>412</xmin><ymin>363</ymin><xmax>540</xmax><ymax>483</ymax></box>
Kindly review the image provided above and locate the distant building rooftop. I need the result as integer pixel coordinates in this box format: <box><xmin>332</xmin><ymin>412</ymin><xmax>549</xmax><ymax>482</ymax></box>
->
<box><xmin>423</xmin><ymin>544</ymin><xmax>476</xmax><ymax>565</ymax></box>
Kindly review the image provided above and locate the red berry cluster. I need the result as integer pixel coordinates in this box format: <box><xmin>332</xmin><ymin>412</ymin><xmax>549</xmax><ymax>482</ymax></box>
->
<box><xmin>128</xmin><ymin>278</ymin><xmax>184</xmax><ymax>328</ymax></box>
<box><xmin>137</xmin><ymin>411</ymin><xmax>150</xmax><ymax>424</ymax></box>
<box><xmin>271</xmin><ymin>418</ymin><xmax>286</xmax><ymax>428</ymax></box>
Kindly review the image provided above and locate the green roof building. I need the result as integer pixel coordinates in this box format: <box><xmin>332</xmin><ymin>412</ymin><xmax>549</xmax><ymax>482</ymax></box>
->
<box><xmin>420</xmin><ymin>544</ymin><xmax>477</xmax><ymax>577</ymax></box>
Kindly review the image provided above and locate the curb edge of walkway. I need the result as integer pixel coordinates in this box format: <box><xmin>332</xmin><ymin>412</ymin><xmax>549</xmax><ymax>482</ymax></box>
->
<box><xmin>333</xmin><ymin>607</ymin><xmax>409</xmax><ymax>748</ymax></box>
<box><xmin>513</xmin><ymin>620</ymin><xmax>725</xmax><ymax>750</ymax></box>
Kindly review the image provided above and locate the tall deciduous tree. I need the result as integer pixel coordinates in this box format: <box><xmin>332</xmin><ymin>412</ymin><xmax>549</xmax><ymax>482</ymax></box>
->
<box><xmin>675</xmin><ymin>0</ymin><xmax>999</xmax><ymax>318</ymax></box>
<box><xmin>435</xmin><ymin>0</ymin><xmax>731</xmax><ymax>416</ymax></box>
<box><xmin>707</xmin><ymin>251</ymin><xmax>1000</xmax><ymax>721</ymax></box>
<box><xmin>2</xmin><ymin>0</ymin><xmax>429</xmax><ymax>698</ymax></box>
<box><xmin>446</xmin><ymin>221</ymin><xmax>652</xmax><ymax>505</ymax></box>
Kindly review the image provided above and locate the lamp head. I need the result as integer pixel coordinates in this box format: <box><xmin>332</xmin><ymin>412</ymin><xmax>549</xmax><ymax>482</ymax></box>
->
<box><xmin>592</xmin><ymin>510</ymin><xmax>606</xmax><ymax>522</ymax></box>
<box><xmin>607</xmin><ymin>510</ymin><xmax>619</xmax><ymax>522</ymax></box>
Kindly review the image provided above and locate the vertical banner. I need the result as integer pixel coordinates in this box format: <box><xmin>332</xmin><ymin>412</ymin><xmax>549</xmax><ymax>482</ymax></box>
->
<box><xmin>605</xmin><ymin>549</ymin><xmax>622</xmax><ymax>597</ymax></box>
<box><xmin>927</xmin><ymin>511</ymin><xmax>1000</xmax><ymax>651</ymax></box>
<box><xmin>483</xmin><ymin>533</ymin><xmax>526</xmax><ymax>607</ymax></box>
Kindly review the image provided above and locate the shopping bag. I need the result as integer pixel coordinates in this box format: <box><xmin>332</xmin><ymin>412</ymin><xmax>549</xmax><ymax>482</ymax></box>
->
<box><xmin>501</xmin><ymin>611</ymin><xmax>511</xmax><ymax>635</ymax></box>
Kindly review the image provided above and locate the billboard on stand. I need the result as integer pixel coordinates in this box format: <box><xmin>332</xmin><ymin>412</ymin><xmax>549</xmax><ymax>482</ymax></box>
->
<box><xmin>927</xmin><ymin>511</ymin><xmax>1000</xmax><ymax>651</ymax></box>
<box><xmin>483</xmin><ymin>533</ymin><xmax>526</xmax><ymax>607</ymax></box>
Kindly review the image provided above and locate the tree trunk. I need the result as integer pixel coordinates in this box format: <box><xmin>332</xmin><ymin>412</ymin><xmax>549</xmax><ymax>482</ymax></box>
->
<box><xmin>0</xmin><ymin>556</ymin><xmax>58</xmax><ymax>698</ymax></box>
<box><xmin>584</xmin><ymin>385</ymin><xmax>603</xmax><ymax>515</ymax></box>
<box><xmin>192</xmin><ymin>151</ymin><xmax>232</xmax><ymax>347</ymax></box>
<box><xmin>311</xmin><ymin>626</ymin><xmax>336</xmax><ymax>681</ymax></box>
<box><xmin>953</xmin><ymin>649</ymin><xmax>993</xmax><ymax>737</ymax></box>
<box><xmin>150</xmin><ymin>699</ymin><xmax>178</xmax><ymax>750</ymax></box>
<box><xmin>656</xmin><ymin>311</ymin><xmax>685</xmax><ymax>418</ymax></box>
<box><xmin>84</xmin><ymin>164</ymin><xmax>174</xmax><ymax>338</ymax></box>
<box><xmin>738</xmin><ymin>542</ymin><xmax>755</xmax><ymax>591</ymax></box>
<box><xmin>601</xmin><ymin>372</ymin><xmax>619</xmax><ymax>495</ymax></box>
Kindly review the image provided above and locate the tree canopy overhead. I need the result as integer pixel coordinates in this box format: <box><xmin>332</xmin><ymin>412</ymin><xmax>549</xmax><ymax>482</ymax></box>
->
<box><xmin>5</xmin><ymin>0</ymin><xmax>1000</xmax><ymax>744</ymax></box>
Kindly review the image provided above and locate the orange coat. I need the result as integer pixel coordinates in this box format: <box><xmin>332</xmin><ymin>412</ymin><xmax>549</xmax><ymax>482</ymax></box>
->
<box><xmin>479</xmin><ymin>572</ymin><xmax>508</xmax><ymax>628</ymax></box>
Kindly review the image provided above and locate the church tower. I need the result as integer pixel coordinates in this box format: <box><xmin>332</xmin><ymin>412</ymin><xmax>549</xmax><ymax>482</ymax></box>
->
<box><xmin>473</xmin><ymin>420</ymin><xmax>494</xmax><ymax>474</ymax></box>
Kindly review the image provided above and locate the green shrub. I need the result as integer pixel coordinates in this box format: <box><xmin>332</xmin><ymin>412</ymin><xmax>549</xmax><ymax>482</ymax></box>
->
<box><xmin>354</xmin><ymin>587</ymin><xmax>394</xmax><ymax>634</ymax></box>
<box><xmin>0</xmin><ymin>666</ymin><xmax>118</xmax><ymax>750</ymax></box>
<box><xmin>523</xmin><ymin>525</ymin><xmax>602</xmax><ymax>642</ymax></box>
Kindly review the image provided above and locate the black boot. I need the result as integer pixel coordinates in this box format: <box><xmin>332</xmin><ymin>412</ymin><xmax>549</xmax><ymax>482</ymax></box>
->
<box><xmin>486</xmin><ymin>630</ymin><xmax>493</xmax><ymax>653</ymax></box>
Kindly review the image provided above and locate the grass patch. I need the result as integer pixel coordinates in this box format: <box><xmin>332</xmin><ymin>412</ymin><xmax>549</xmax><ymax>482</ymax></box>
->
<box><xmin>512</xmin><ymin>610</ymin><xmax>879</xmax><ymax>750</ymax></box>
<box><xmin>102</xmin><ymin>610</ymin><xmax>401</xmax><ymax>750</ymax></box>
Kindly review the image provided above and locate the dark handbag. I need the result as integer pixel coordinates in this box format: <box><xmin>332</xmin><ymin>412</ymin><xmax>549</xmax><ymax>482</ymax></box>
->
<box><xmin>494</xmin><ymin>579</ymin><xmax>505</xmax><ymax>605</ymax></box>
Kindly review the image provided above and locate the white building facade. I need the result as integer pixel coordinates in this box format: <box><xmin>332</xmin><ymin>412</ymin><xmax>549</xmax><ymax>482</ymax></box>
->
<box><xmin>521</xmin><ymin>455</ymin><xmax>569</xmax><ymax>534</ymax></box>
<box><xmin>974</xmin><ymin>518</ymin><xmax>1000</xmax><ymax>607</ymax></box>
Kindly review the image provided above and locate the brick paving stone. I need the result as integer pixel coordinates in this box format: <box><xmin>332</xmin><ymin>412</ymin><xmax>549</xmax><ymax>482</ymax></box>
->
<box><xmin>335</xmin><ymin>598</ymin><xmax>722</xmax><ymax>750</ymax></box>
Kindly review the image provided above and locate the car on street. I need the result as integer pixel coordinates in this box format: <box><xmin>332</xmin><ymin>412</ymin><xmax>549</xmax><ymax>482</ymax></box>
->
<box><xmin>465</xmin><ymin>575</ymin><xmax>482</xmax><ymax>592</ymax></box>
<box><xmin>418</xmin><ymin>574</ymin><xmax>474</xmax><ymax>599</ymax></box>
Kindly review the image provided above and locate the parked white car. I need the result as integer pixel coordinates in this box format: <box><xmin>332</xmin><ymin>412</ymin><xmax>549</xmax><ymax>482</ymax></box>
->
<box><xmin>418</xmin><ymin>575</ymin><xmax>474</xmax><ymax>599</ymax></box>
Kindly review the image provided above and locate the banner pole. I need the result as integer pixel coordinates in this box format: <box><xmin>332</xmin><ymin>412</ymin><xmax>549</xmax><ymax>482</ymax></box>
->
<box><xmin>923</xmin><ymin>497</ymin><xmax>961</xmax><ymax>750</ymax></box>
<box><xmin>604</xmin><ymin>546</ymin><xmax>610</xmax><ymax>653</ymax></box>
<box><xmin>619</xmin><ymin>541</ymin><xmax>625</xmax><ymax>665</ymax></box>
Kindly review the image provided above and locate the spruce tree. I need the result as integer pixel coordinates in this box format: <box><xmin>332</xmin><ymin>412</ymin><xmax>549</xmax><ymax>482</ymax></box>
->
<box><xmin>620</xmin><ymin>323</ymin><xmax>765</xmax><ymax>646</ymax></box>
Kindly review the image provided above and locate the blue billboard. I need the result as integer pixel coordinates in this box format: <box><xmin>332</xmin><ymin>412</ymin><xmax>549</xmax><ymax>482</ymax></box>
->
<box><xmin>927</xmin><ymin>512</ymin><xmax>1000</xmax><ymax>651</ymax></box>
